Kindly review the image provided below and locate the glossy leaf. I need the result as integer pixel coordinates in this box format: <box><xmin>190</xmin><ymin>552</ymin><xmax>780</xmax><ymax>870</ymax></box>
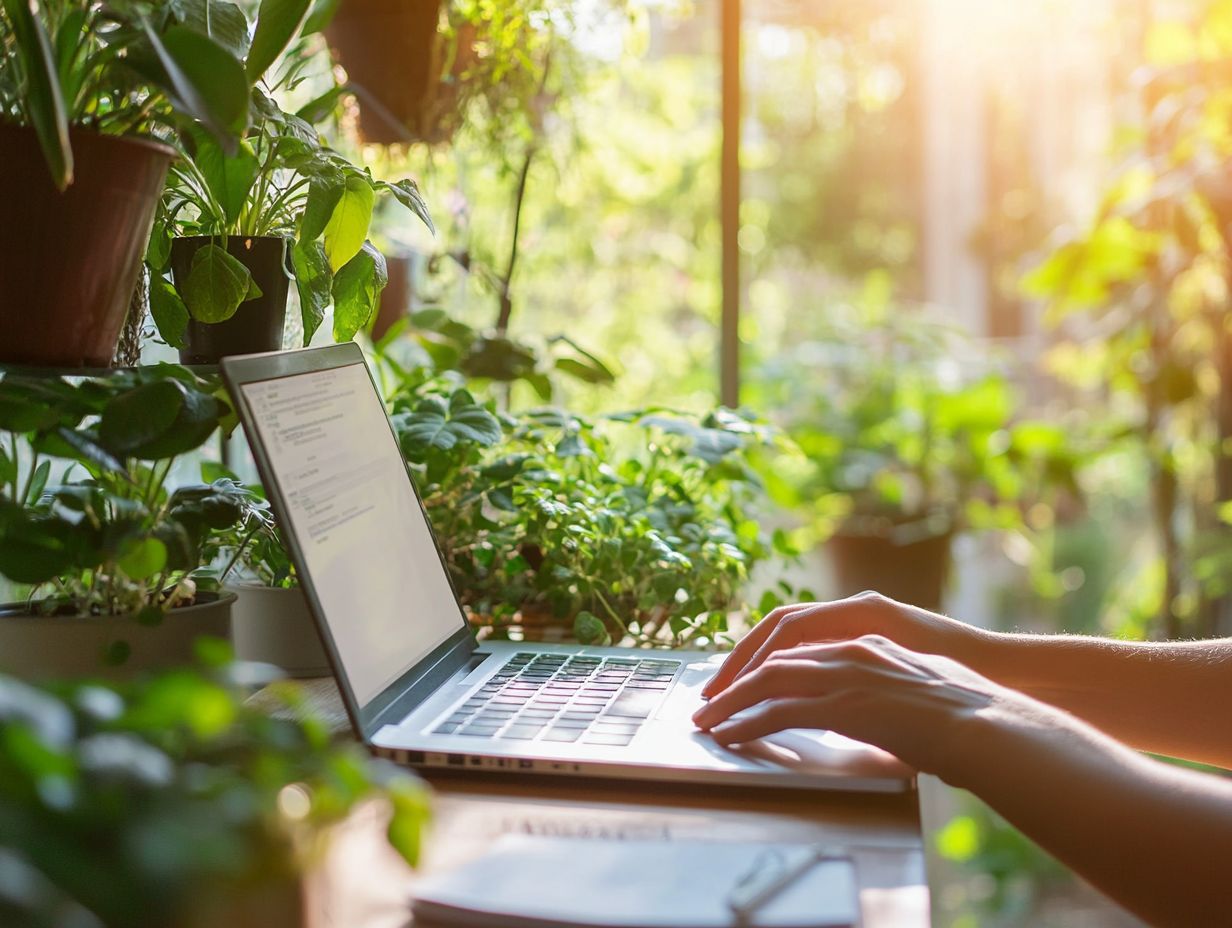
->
<box><xmin>331</xmin><ymin>241</ymin><xmax>386</xmax><ymax>342</ymax></box>
<box><xmin>182</xmin><ymin>243</ymin><xmax>253</xmax><ymax>323</ymax></box>
<box><xmin>299</xmin><ymin>172</ymin><xmax>344</xmax><ymax>244</ymax></box>
<box><xmin>379</xmin><ymin>178</ymin><xmax>435</xmax><ymax>235</ymax></box>
<box><xmin>247</xmin><ymin>0</ymin><xmax>313</xmax><ymax>82</ymax></box>
<box><xmin>194</xmin><ymin>136</ymin><xmax>259</xmax><ymax>226</ymax></box>
<box><xmin>149</xmin><ymin>276</ymin><xmax>190</xmax><ymax>349</ymax></box>
<box><xmin>291</xmin><ymin>239</ymin><xmax>332</xmax><ymax>345</ymax></box>
<box><xmin>322</xmin><ymin>175</ymin><xmax>374</xmax><ymax>271</ymax></box>
<box><xmin>143</xmin><ymin>23</ymin><xmax>250</xmax><ymax>141</ymax></box>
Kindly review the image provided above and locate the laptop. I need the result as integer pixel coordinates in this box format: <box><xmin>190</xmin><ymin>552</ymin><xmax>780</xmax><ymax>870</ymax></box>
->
<box><xmin>222</xmin><ymin>344</ymin><xmax>912</xmax><ymax>792</ymax></box>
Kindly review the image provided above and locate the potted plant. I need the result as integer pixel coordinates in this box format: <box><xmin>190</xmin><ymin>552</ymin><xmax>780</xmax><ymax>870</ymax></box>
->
<box><xmin>754</xmin><ymin>292</ymin><xmax>1078</xmax><ymax>611</ymax></box>
<box><xmin>376</xmin><ymin>342</ymin><xmax>797</xmax><ymax>646</ymax></box>
<box><xmin>147</xmin><ymin>66</ymin><xmax>435</xmax><ymax>361</ymax></box>
<box><xmin>0</xmin><ymin>366</ymin><xmax>266</xmax><ymax>678</ymax></box>
<box><xmin>197</xmin><ymin>467</ymin><xmax>329</xmax><ymax>677</ymax></box>
<box><xmin>321</xmin><ymin>0</ymin><xmax>558</xmax><ymax>147</ymax></box>
<box><xmin>0</xmin><ymin>663</ymin><xmax>430</xmax><ymax>927</ymax></box>
<box><xmin>0</xmin><ymin>0</ymin><xmax>254</xmax><ymax>366</ymax></box>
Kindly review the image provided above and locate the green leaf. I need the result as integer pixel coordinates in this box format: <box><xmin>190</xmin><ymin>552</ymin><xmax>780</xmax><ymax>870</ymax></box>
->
<box><xmin>395</xmin><ymin>393</ymin><xmax>502</xmax><ymax>455</ymax></box>
<box><xmin>296</xmin><ymin>85</ymin><xmax>347</xmax><ymax>124</ymax></box>
<box><xmin>149</xmin><ymin>275</ymin><xmax>190</xmax><ymax>348</ymax></box>
<box><xmin>118</xmin><ymin>537</ymin><xmax>168</xmax><ymax>581</ymax></box>
<box><xmin>144</xmin><ymin>23</ymin><xmax>250</xmax><ymax>141</ymax></box>
<box><xmin>380</xmin><ymin>179</ymin><xmax>434</xmax><ymax>235</ymax></box>
<box><xmin>99</xmin><ymin>381</ymin><xmax>185</xmax><ymax>454</ymax></box>
<box><xmin>47</xmin><ymin>427</ymin><xmax>128</xmax><ymax>476</ymax></box>
<box><xmin>171</xmin><ymin>0</ymin><xmax>251</xmax><ymax>58</ymax></box>
<box><xmin>194</xmin><ymin>136</ymin><xmax>259</xmax><ymax>226</ymax></box>
<box><xmin>323</xmin><ymin>175</ymin><xmax>375</xmax><ymax>271</ymax></box>
<box><xmin>182</xmin><ymin>243</ymin><xmax>253</xmax><ymax>323</ymax></box>
<box><xmin>301</xmin><ymin>0</ymin><xmax>342</xmax><ymax>34</ymax></box>
<box><xmin>291</xmin><ymin>239</ymin><xmax>332</xmax><ymax>345</ymax></box>
<box><xmin>23</xmin><ymin>460</ymin><xmax>49</xmax><ymax>504</ymax></box>
<box><xmin>573</xmin><ymin>611</ymin><xmax>611</xmax><ymax>646</ymax></box>
<box><xmin>2</xmin><ymin>0</ymin><xmax>71</xmax><ymax>189</ymax></box>
<box><xmin>331</xmin><ymin>241</ymin><xmax>387</xmax><ymax>342</ymax></box>
<box><xmin>99</xmin><ymin>378</ymin><xmax>226</xmax><ymax>460</ymax></box>
<box><xmin>247</xmin><ymin>0</ymin><xmax>313</xmax><ymax>82</ymax></box>
<box><xmin>299</xmin><ymin>172</ymin><xmax>344</xmax><ymax>244</ymax></box>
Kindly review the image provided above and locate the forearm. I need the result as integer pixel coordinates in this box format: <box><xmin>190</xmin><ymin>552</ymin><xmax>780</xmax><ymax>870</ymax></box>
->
<box><xmin>950</xmin><ymin>702</ymin><xmax>1232</xmax><ymax>926</ymax></box>
<box><xmin>957</xmin><ymin>633</ymin><xmax>1232</xmax><ymax>768</ymax></box>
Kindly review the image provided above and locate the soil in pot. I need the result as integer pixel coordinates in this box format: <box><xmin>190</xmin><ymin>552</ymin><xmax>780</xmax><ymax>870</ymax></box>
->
<box><xmin>827</xmin><ymin>531</ymin><xmax>953</xmax><ymax>613</ymax></box>
<box><xmin>325</xmin><ymin>0</ymin><xmax>475</xmax><ymax>145</ymax></box>
<box><xmin>170</xmin><ymin>236</ymin><xmax>291</xmax><ymax>364</ymax></box>
<box><xmin>0</xmin><ymin>125</ymin><xmax>175</xmax><ymax>366</ymax></box>
<box><xmin>0</xmin><ymin>592</ymin><xmax>236</xmax><ymax>681</ymax></box>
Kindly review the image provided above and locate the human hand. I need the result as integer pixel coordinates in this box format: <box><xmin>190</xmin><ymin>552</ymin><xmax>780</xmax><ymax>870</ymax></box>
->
<box><xmin>693</xmin><ymin>635</ymin><xmax>1045</xmax><ymax>783</ymax></box>
<box><xmin>702</xmin><ymin>592</ymin><xmax>994</xmax><ymax>699</ymax></box>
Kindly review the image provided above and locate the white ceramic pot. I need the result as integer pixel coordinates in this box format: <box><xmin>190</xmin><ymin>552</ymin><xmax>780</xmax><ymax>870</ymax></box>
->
<box><xmin>0</xmin><ymin>592</ymin><xmax>236</xmax><ymax>681</ymax></box>
<box><xmin>227</xmin><ymin>584</ymin><xmax>330</xmax><ymax>677</ymax></box>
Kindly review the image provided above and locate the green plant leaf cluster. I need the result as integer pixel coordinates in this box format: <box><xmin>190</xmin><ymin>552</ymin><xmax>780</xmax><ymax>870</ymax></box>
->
<box><xmin>376</xmin><ymin>344</ymin><xmax>790</xmax><ymax>648</ymax></box>
<box><xmin>146</xmin><ymin>44</ymin><xmax>433</xmax><ymax>340</ymax></box>
<box><xmin>0</xmin><ymin>665</ymin><xmax>429</xmax><ymax>927</ymax></box>
<box><xmin>0</xmin><ymin>367</ymin><xmax>265</xmax><ymax>621</ymax></box>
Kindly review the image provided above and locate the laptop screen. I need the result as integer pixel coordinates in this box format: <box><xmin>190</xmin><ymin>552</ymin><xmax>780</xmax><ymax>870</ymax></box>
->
<box><xmin>239</xmin><ymin>361</ymin><xmax>467</xmax><ymax>705</ymax></box>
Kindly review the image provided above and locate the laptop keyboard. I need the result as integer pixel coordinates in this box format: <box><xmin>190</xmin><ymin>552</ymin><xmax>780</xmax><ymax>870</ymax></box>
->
<box><xmin>432</xmin><ymin>652</ymin><xmax>682</xmax><ymax>747</ymax></box>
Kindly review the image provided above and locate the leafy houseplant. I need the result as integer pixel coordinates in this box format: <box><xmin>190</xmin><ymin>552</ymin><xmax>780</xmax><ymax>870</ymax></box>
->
<box><xmin>147</xmin><ymin>49</ymin><xmax>435</xmax><ymax>362</ymax></box>
<box><xmin>754</xmin><ymin>290</ymin><xmax>1078</xmax><ymax>611</ymax></box>
<box><xmin>377</xmin><ymin>346</ymin><xmax>795</xmax><ymax>647</ymax></box>
<box><xmin>0</xmin><ymin>366</ymin><xmax>267</xmax><ymax>677</ymax></box>
<box><xmin>0</xmin><ymin>663</ymin><xmax>430</xmax><ymax>928</ymax></box>
<box><xmin>0</xmin><ymin>0</ymin><xmax>254</xmax><ymax>366</ymax></box>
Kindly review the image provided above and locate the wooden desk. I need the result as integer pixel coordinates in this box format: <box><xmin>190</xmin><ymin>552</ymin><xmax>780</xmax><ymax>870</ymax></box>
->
<box><xmin>308</xmin><ymin>771</ymin><xmax>928</xmax><ymax>927</ymax></box>
<box><xmin>265</xmin><ymin>678</ymin><xmax>928</xmax><ymax>926</ymax></box>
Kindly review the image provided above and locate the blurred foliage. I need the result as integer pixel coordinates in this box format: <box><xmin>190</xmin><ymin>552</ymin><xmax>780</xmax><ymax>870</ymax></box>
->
<box><xmin>0</xmin><ymin>654</ymin><xmax>429</xmax><ymax>928</ymax></box>
<box><xmin>1025</xmin><ymin>0</ymin><xmax>1232</xmax><ymax>638</ymax></box>
<box><xmin>749</xmin><ymin>274</ymin><xmax>1084</xmax><ymax>557</ymax></box>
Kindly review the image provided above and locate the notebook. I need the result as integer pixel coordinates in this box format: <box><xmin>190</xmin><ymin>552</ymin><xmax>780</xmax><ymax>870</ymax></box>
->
<box><xmin>411</xmin><ymin>834</ymin><xmax>859</xmax><ymax>928</ymax></box>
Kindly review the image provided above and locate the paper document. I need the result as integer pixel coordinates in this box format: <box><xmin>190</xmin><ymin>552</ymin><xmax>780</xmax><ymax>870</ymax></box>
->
<box><xmin>411</xmin><ymin>834</ymin><xmax>859</xmax><ymax>928</ymax></box>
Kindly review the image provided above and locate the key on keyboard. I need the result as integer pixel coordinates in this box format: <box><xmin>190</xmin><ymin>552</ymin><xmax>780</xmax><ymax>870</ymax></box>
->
<box><xmin>431</xmin><ymin>652</ymin><xmax>680</xmax><ymax>742</ymax></box>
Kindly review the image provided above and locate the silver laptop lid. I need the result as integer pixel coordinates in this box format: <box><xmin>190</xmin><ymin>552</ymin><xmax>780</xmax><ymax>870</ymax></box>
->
<box><xmin>222</xmin><ymin>345</ymin><xmax>476</xmax><ymax>738</ymax></box>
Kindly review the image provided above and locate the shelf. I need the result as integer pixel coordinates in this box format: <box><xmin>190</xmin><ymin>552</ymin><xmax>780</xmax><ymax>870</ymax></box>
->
<box><xmin>0</xmin><ymin>363</ymin><xmax>220</xmax><ymax>378</ymax></box>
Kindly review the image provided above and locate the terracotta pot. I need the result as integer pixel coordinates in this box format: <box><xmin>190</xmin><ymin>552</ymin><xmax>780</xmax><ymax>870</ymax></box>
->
<box><xmin>827</xmin><ymin>531</ymin><xmax>953</xmax><ymax>613</ymax></box>
<box><xmin>0</xmin><ymin>592</ymin><xmax>236</xmax><ymax>681</ymax></box>
<box><xmin>325</xmin><ymin>0</ymin><xmax>474</xmax><ymax>145</ymax></box>
<box><xmin>370</xmin><ymin>253</ymin><xmax>412</xmax><ymax>341</ymax></box>
<box><xmin>227</xmin><ymin>584</ymin><xmax>330</xmax><ymax>677</ymax></box>
<box><xmin>0</xmin><ymin>125</ymin><xmax>175</xmax><ymax>366</ymax></box>
<box><xmin>170</xmin><ymin>236</ymin><xmax>292</xmax><ymax>364</ymax></box>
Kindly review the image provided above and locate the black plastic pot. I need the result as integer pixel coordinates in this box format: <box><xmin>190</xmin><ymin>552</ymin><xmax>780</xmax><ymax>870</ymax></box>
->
<box><xmin>0</xmin><ymin>124</ymin><xmax>175</xmax><ymax>366</ymax></box>
<box><xmin>170</xmin><ymin>236</ymin><xmax>291</xmax><ymax>364</ymax></box>
<box><xmin>827</xmin><ymin>530</ymin><xmax>954</xmax><ymax>613</ymax></box>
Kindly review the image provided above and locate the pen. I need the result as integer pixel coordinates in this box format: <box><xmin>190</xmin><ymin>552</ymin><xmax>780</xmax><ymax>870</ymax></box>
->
<box><xmin>726</xmin><ymin>844</ymin><xmax>848</xmax><ymax>925</ymax></box>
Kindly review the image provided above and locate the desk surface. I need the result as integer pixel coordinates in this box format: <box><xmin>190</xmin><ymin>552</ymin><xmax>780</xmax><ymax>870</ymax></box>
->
<box><xmin>308</xmin><ymin>770</ymin><xmax>928</xmax><ymax>927</ymax></box>
<box><xmin>269</xmin><ymin>677</ymin><xmax>928</xmax><ymax>927</ymax></box>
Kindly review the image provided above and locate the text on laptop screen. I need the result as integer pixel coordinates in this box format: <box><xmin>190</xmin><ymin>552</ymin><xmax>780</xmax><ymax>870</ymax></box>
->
<box><xmin>240</xmin><ymin>362</ymin><xmax>466</xmax><ymax>705</ymax></box>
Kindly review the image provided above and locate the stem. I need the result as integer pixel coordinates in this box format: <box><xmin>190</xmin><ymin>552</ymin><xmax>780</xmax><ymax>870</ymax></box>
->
<box><xmin>8</xmin><ymin>434</ymin><xmax>19</xmax><ymax>500</ymax></box>
<box><xmin>218</xmin><ymin>522</ymin><xmax>264</xmax><ymax>584</ymax></box>
<box><xmin>19</xmin><ymin>450</ymin><xmax>40</xmax><ymax>504</ymax></box>
<box><xmin>495</xmin><ymin>53</ymin><xmax>552</xmax><ymax>334</ymax></box>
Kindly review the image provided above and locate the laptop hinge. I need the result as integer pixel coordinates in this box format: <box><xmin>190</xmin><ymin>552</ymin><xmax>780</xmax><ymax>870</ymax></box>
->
<box><xmin>364</xmin><ymin>633</ymin><xmax>478</xmax><ymax>736</ymax></box>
